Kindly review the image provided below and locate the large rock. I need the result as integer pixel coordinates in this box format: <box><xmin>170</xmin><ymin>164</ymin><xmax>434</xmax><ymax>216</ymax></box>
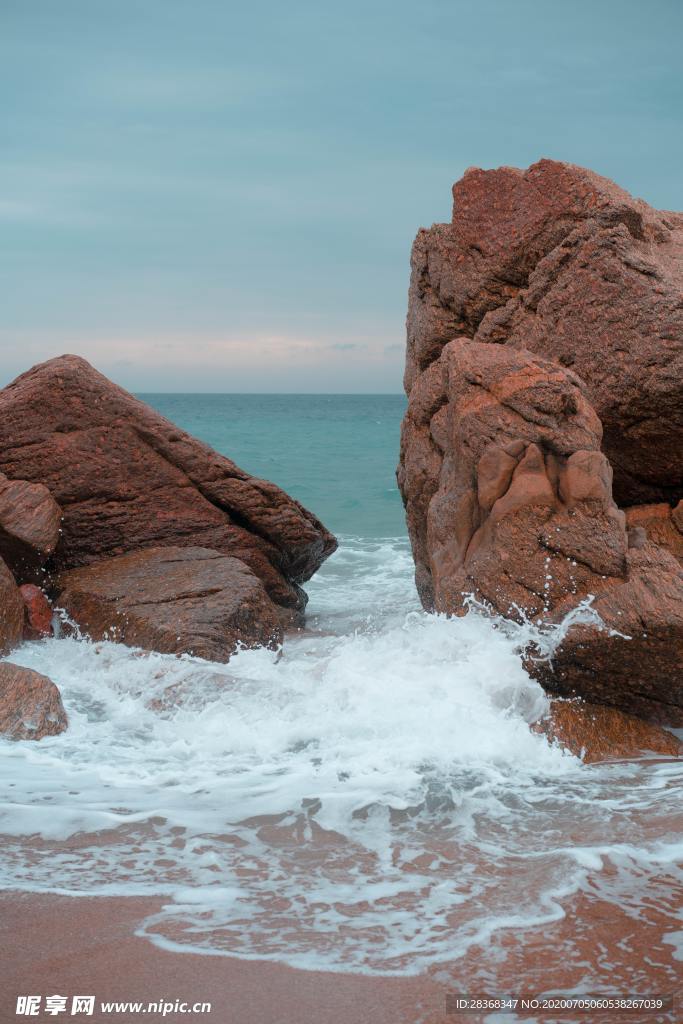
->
<box><xmin>0</xmin><ymin>662</ymin><xmax>68</xmax><ymax>740</ymax></box>
<box><xmin>533</xmin><ymin>698</ymin><xmax>682</xmax><ymax>763</ymax></box>
<box><xmin>398</xmin><ymin>338</ymin><xmax>627</xmax><ymax>617</ymax></box>
<box><xmin>0</xmin><ymin>557</ymin><xmax>23</xmax><ymax>656</ymax></box>
<box><xmin>0</xmin><ymin>473</ymin><xmax>62</xmax><ymax>581</ymax></box>
<box><xmin>56</xmin><ymin>546</ymin><xmax>284</xmax><ymax>662</ymax></box>
<box><xmin>405</xmin><ymin>159</ymin><xmax>683</xmax><ymax>506</ymax></box>
<box><xmin>399</xmin><ymin>162</ymin><xmax>683</xmax><ymax>725</ymax></box>
<box><xmin>0</xmin><ymin>356</ymin><xmax>337</xmax><ymax>622</ymax></box>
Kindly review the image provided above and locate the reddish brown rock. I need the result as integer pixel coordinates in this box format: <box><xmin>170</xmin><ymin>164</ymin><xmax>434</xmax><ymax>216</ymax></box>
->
<box><xmin>0</xmin><ymin>356</ymin><xmax>336</xmax><ymax>620</ymax></box>
<box><xmin>0</xmin><ymin>662</ymin><xmax>68</xmax><ymax>740</ymax></box>
<box><xmin>400</xmin><ymin>162</ymin><xmax>683</xmax><ymax>725</ymax></box>
<box><xmin>533</xmin><ymin>698</ymin><xmax>682</xmax><ymax>763</ymax></box>
<box><xmin>56</xmin><ymin>546</ymin><xmax>284</xmax><ymax>662</ymax></box>
<box><xmin>19</xmin><ymin>584</ymin><xmax>54</xmax><ymax>639</ymax></box>
<box><xmin>406</xmin><ymin>159</ymin><xmax>683</xmax><ymax>506</ymax></box>
<box><xmin>0</xmin><ymin>473</ymin><xmax>61</xmax><ymax>581</ymax></box>
<box><xmin>398</xmin><ymin>338</ymin><xmax>626</xmax><ymax>617</ymax></box>
<box><xmin>0</xmin><ymin>557</ymin><xmax>23</xmax><ymax>656</ymax></box>
<box><xmin>533</xmin><ymin>542</ymin><xmax>683</xmax><ymax>725</ymax></box>
<box><xmin>398</xmin><ymin>339</ymin><xmax>683</xmax><ymax>723</ymax></box>
<box><xmin>624</xmin><ymin>502</ymin><xmax>683</xmax><ymax>563</ymax></box>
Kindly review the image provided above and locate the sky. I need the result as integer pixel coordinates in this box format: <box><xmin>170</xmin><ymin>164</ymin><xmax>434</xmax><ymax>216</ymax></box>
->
<box><xmin>1</xmin><ymin>0</ymin><xmax>682</xmax><ymax>393</ymax></box>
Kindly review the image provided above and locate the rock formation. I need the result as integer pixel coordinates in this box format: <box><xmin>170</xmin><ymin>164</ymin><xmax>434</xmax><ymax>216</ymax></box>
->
<box><xmin>0</xmin><ymin>662</ymin><xmax>68</xmax><ymax>740</ymax></box>
<box><xmin>399</xmin><ymin>160</ymin><xmax>683</xmax><ymax>724</ymax></box>
<box><xmin>0</xmin><ymin>355</ymin><xmax>337</xmax><ymax>645</ymax></box>
<box><xmin>57</xmin><ymin>546</ymin><xmax>284</xmax><ymax>662</ymax></box>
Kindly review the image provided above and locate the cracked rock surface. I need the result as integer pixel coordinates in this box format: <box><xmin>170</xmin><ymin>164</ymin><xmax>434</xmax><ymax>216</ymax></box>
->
<box><xmin>399</xmin><ymin>160</ymin><xmax>683</xmax><ymax>724</ymax></box>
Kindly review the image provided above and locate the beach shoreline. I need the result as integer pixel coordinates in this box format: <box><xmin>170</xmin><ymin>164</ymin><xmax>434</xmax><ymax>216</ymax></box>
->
<box><xmin>0</xmin><ymin>892</ymin><xmax>447</xmax><ymax>1024</ymax></box>
<box><xmin>2</xmin><ymin>887</ymin><xmax>680</xmax><ymax>1024</ymax></box>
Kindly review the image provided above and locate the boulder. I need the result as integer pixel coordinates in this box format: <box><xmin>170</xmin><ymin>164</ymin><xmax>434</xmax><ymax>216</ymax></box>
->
<box><xmin>400</xmin><ymin>162</ymin><xmax>683</xmax><ymax>725</ymax></box>
<box><xmin>0</xmin><ymin>662</ymin><xmax>68</xmax><ymax>740</ymax></box>
<box><xmin>533</xmin><ymin>698</ymin><xmax>682</xmax><ymax>763</ymax></box>
<box><xmin>56</xmin><ymin>546</ymin><xmax>284</xmax><ymax>662</ymax></box>
<box><xmin>0</xmin><ymin>473</ymin><xmax>61</xmax><ymax>581</ymax></box>
<box><xmin>19</xmin><ymin>584</ymin><xmax>54</xmax><ymax>639</ymax></box>
<box><xmin>0</xmin><ymin>356</ymin><xmax>336</xmax><ymax>622</ymax></box>
<box><xmin>0</xmin><ymin>557</ymin><xmax>23</xmax><ymax>656</ymax></box>
<box><xmin>405</xmin><ymin>159</ymin><xmax>683</xmax><ymax>506</ymax></box>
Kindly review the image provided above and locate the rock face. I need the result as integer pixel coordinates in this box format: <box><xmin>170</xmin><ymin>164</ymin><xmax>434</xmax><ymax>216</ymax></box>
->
<box><xmin>0</xmin><ymin>355</ymin><xmax>337</xmax><ymax>624</ymax></box>
<box><xmin>0</xmin><ymin>558</ymin><xmax>23</xmax><ymax>656</ymax></box>
<box><xmin>405</xmin><ymin>159</ymin><xmax>682</xmax><ymax>507</ymax></box>
<box><xmin>533</xmin><ymin>543</ymin><xmax>683</xmax><ymax>724</ymax></box>
<box><xmin>56</xmin><ymin>546</ymin><xmax>284</xmax><ymax>662</ymax></box>
<box><xmin>398</xmin><ymin>338</ymin><xmax>625</xmax><ymax>617</ymax></box>
<box><xmin>624</xmin><ymin>502</ymin><xmax>683</xmax><ymax>564</ymax></box>
<box><xmin>534</xmin><ymin>699</ymin><xmax>682</xmax><ymax>763</ymax></box>
<box><xmin>0</xmin><ymin>473</ymin><xmax>61</xmax><ymax>581</ymax></box>
<box><xmin>399</xmin><ymin>160</ymin><xmax>683</xmax><ymax>724</ymax></box>
<box><xmin>0</xmin><ymin>662</ymin><xmax>68</xmax><ymax>740</ymax></box>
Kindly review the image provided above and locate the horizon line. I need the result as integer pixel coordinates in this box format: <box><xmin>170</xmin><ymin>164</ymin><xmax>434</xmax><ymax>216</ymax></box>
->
<box><xmin>135</xmin><ymin>390</ymin><xmax>407</xmax><ymax>396</ymax></box>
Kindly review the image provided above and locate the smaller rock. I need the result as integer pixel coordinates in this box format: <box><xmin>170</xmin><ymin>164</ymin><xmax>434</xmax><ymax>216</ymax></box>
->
<box><xmin>19</xmin><ymin>584</ymin><xmax>54</xmax><ymax>639</ymax></box>
<box><xmin>0</xmin><ymin>662</ymin><xmax>68</xmax><ymax>740</ymax></box>
<box><xmin>56</xmin><ymin>546</ymin><xmax>285</xmax><ymax>662</ymax></box>
<box><xmin>0</xmin><ymin>557</ymin><xmax>23</xmax><ymax>656</ymax></box>
<box><xmin>0</xmin><ymin>473</ymin><xmax>62</xmax><ymax>581</ymax></box>
<box><xmin>533</xmin><ymin>698</ymin><xmax>682</xmax><ymax>763</ymax></box>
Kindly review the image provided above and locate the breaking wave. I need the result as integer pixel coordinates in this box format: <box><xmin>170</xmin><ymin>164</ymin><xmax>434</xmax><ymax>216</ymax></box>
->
<box><xmin>1</xmin><ymin>537</ymin><xmax>681</xmax><ymax>975</ymax></box>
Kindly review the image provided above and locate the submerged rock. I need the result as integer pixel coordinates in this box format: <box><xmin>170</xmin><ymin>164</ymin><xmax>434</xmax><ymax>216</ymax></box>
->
<box><xmin>534</xmin><ymin>699</ymin><xmax>682</xmax><ymax>763</ymax></box>
<box><xmin>399</xmin><ymin>160</ymin><xmax>683</xmax><ymax>724</ymax></box>
<box><xmin>0</xmin><ymin>355</ymin><xmax>337</xmax><ymax>624</ymax></box>
<box><xmin>0</xmin><ymin>473</ymin><xmax>61</xmax><ymax>581</ymax></box>
<box><xmin>56</xmin><ymin>546</ymin><xmax>284</xmax><ymax>662</ymax></box>
<box><xmin>0</xmin><ymin>662</ymin><xmax>68</xmax><ymax>740</ymax></box>
<box><xmin>0</xmin><ymin>557</ymin><xmax>23</xmax><ymax>656</ymax></box>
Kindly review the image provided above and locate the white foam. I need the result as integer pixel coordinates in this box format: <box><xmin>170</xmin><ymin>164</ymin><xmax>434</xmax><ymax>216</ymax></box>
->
<box><xmin>1</xmin><ymin>537</ymin><xmax>681</xmax><ymax>974</ymax></box>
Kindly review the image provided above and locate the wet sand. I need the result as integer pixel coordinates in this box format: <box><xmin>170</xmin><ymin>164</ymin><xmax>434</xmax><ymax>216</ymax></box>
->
<box><xmin>0</xmin><ymin>892</ymin><xmax>446</xmax><ymax>1024</ymax></box>
<box><xmin>1</xmin><ymin>889</ymin><xmax>680</xmax><ymax>1024</ymax></box>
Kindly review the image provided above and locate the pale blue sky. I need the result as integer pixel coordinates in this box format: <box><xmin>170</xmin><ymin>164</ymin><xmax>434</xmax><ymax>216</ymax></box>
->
<box><xmin>2</xmin><ymin>0</ymin><xmax>681</xmax><ymax>392</ymax></box>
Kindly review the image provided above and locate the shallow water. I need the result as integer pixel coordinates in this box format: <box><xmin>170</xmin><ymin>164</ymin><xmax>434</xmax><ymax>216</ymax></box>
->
<box><xmin>1</xmin><ymin>536</ymin><xmax>682</xmax><ymax>984</ymax></box>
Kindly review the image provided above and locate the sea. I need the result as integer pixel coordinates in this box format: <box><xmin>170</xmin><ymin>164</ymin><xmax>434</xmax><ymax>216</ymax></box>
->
<box><xmin>1</xmin><ymin>395</ymin><xmax>681</xmax><ymax>1004</ymax></box>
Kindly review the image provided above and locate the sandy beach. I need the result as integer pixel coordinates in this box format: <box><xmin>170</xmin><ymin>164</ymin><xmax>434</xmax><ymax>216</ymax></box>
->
<box><xmin>1</xmin><ymin>888</ymin><xmax>680</xmax><ymax>1024</ymax></box>
<box><xmin>0</xmin><ymin>893</ymin><xmax>447</xmax><ymax>1024</ymax></box>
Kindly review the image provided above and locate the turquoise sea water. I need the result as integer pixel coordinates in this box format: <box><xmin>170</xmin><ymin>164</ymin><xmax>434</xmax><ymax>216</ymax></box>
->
<box><xmin>140</xmin><ymin>393</ymin><xmax>408</xmax><ymax>538</ymax></box>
